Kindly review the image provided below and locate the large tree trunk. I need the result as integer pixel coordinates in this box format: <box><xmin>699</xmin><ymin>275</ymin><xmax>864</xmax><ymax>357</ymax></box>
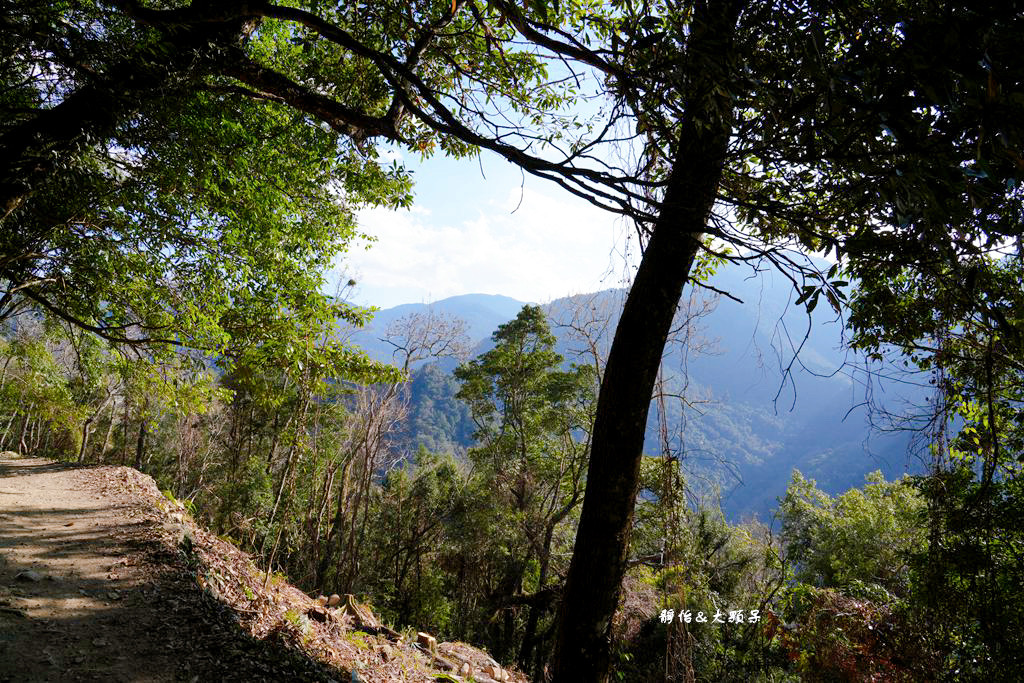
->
<box><xmin>550</xmin><ymin>3</ymin><xmax>740</xmax><ymax>679</ymax></box>
<box><xmin>0</xmin><ymin>72</ymin><xmax>148</xmax><ymax>221</ymax></box>
<box><xmin>133</xmin><ymin>418</ymin><xmax>147</xmax><ymax>471</ymax></box>
<box><xmin>0</xmin><ymin>8</ymin><xmax>257</xmax><ymax>219</ymax></box>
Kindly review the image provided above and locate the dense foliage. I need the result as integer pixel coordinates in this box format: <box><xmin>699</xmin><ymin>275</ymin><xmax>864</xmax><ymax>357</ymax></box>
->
<box><xmin>4</xmin><ymin>296</ymin><xmax>1019</xmax><ymax>681</ymax></box>
<box><xmin>1</xmin><ymin>3</ymin><xmax>419</xmax><ymax>391</ymax></box>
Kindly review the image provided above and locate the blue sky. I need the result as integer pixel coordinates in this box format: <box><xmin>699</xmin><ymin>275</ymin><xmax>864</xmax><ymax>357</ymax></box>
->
<box><xmin>331</xmin><ymin>147</ymin><xmax>639</xmax><ymax>310</ymax></box>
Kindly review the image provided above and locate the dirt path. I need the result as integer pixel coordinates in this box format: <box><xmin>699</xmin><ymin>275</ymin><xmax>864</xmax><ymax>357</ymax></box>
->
<box><xmin>0</xmin><ymin>454</ymin><xmax>528</xmax><ymax>683</ymax></box>
<box><xmin>0</xmin><ymin>455</ymin><xmax>336</xmax><ymax>682</ymax></box>
<box><xmin>0</xmin><ymin>456</ymin><xmax>177</xmax><ymax>681</ymax></box>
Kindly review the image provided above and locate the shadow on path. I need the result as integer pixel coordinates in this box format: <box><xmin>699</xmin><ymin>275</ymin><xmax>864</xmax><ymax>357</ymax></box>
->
<box><xmin>0</xmin><ymin>456</ymin><xmax>340</xmax><ymax>682</ymax></box>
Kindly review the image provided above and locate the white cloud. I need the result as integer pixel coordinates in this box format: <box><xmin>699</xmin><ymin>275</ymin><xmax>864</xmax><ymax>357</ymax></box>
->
<box><xmin>336</xmin><ymin>183</ymin><xmax>635</xmax><ymax>308</ymax></box>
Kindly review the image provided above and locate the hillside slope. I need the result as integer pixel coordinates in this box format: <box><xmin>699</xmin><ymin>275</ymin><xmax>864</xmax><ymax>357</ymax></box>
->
<box><xmin>364</xmin><ymin>265</ymin><xmax>925</xmax><ymax>520</ymax></box>
<box><xmin>0</xmin><ymin>453</ymin><xmax>521</xmax><ymax>682</ymax></box>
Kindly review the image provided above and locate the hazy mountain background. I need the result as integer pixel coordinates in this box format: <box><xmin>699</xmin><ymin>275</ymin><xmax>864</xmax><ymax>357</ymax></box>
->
<box><xmin>348</xmin><ymin>265</ymin><xmax>928</xmax><ymax>521</ymax></box>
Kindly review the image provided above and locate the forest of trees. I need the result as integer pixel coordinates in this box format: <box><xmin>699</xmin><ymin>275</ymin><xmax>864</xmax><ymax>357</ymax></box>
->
<box><xmin>2</xmin><ymin>297</ymin><xmax>1022</xmax><ymax>680</ymax></box>
<box><xmin>3</xmin><ymin>0</ymin><xmax>1024</xmax><ymax>680</ymax></box>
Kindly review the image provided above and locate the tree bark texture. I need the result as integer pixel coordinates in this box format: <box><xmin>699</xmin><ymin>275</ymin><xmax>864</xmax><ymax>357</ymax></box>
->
<box><xmin>550</xmin><ymin>2</ymin><xmax>740</xmax><ymax>679</ymax></box>
<box><xmin>134</xmin><ymin>418</ymin><xmax>147</xmax><ymax>471</ymax></box>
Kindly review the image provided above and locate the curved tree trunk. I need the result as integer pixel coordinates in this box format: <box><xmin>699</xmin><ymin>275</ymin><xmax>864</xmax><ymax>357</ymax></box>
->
<box><xmin>550</xmin><ymin>2</ymin><xmax>740</xmax><ymax>679</ymax></box>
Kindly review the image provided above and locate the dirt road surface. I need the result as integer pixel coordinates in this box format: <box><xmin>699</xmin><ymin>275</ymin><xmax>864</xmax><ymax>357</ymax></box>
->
<box><xmin>0</xmin><ymin>455</ymin><xmax>334</xmax><ymax>682</ymax></box>
<box><xmin>0</xmin><ymin>454</ymin><xmax>530</xmax><ymax>683</ymax></box>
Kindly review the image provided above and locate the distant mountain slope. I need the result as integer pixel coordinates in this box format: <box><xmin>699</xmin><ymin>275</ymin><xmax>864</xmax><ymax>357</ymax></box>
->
<box><xmin>662</xmin><ymin>265</ymin><xmax>922</xmax><ymax>519</ymax></box>
<box><xmin>357</xmin><ymin>265</ymin><xmax>925</xmax><ymax>521</ymax></box>
<box><xmin>347</xmin><ymin>293</ymin><xmax>528</xmax><ymax>365</ymax></box>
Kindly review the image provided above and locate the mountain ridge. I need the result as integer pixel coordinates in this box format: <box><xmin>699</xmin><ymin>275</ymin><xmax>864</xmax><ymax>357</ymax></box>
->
<box><xmin>354</xmin><ymin>265</ymin><xmax>924</xmax><ymax>521</ymax></box>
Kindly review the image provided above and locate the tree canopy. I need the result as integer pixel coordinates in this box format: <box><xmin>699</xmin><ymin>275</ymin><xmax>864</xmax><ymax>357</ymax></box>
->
<box><xmin>2</xmin><ymin>1</ymin><xmax>414</xmax><ymax>384</ymax></box>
